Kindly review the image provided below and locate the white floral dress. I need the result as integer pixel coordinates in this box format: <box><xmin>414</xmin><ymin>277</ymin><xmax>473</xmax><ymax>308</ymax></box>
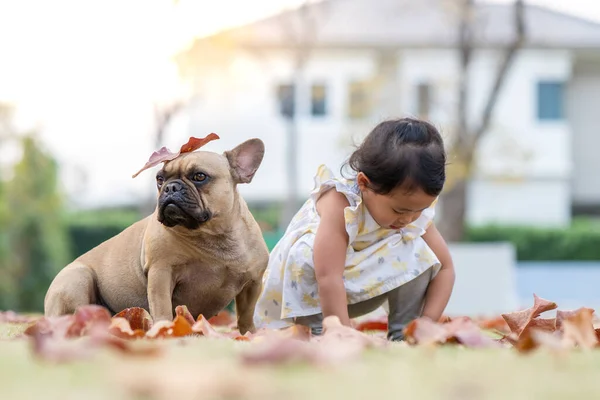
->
<box><xmin>253</xmin><ymin>165</ymin><xmax>441</xmax><ymax>329</ymax></box>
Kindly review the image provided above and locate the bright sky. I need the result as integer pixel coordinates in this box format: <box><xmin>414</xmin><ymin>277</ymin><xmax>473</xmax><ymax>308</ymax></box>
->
<box><xmin>0</xmin><ymin>0</ymin><xmax>598</xmax><ymax>208</ymax></box>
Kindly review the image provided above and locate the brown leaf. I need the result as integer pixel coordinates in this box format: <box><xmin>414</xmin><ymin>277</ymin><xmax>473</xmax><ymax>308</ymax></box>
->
<box><xmin>171</xmin><ymin>315</ymin><xmax>194</xmax><ymax>337</ymax></box>
<box><xmin>145</xmin><ymin>320</ymin><xmax>176</xmax><ymax>339</ymax></box>
<box><xmin>114</xmin><ymin>307</ymin><xmax>153</xmax><ymax>332</ymax></box>
<box><xmin>175</xmin><ymin>305</ymin><xmax>196</xmax><ymax>326</ymax></box>
<box><xmin>404</xmin><ymin>317</ymin><xmax>501</xmax><ymax>348</ymax></box>
<box><xmin>208</xmin><ymin>310</ymin><xmax>235</xmax><ymax>327</ymax></box>
<box><xmin>191</xmin><ymin>314</ymin><xmax>225</xmax><ymax>338</ymax></box>
<box><xmin>556</xmin><ymin>307</ymin><xmax>595</xmax><ymax>332</ymax></box>
<box><xmin>108</xmin><ymin>317</ymin><xmax>146</xmax><ymax>339</ymax></box>
<box><xmin>66</xmin><ymin>305</ymin><xmax>112</xmax><ymax>337</ymax></box>
<box><xmin>242</xmin><ymin>317</ymin><xmax>384</xmax><ymax>366</ymax></box>
<box><xmin>562</xmin><ymin>308</ymin><xmax>598</xmax><ymax>350</ymax></box>
<box><xmin>501</xmin><ymin>294</ymin><xmax>557</xmax><ymax>337</ymax></box>
<box><xmin>132</xmin><ymin>133</ymin><xmax>220</xmax><ymax>178</ymax></box>
<box><xmin>477</xmin><ymin>315</ymin><xmax>511</xmax><ymax>334</ymax></box>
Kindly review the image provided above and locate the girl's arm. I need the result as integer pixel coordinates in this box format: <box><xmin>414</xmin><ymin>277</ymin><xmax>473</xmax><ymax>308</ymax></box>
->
<box><xmin>313</xmin><ymin>189</ymin><xmax>351</xmax><ymax>326</ymax></box>
<box><xmin>421</xmin><ymin>223</ymin><xmax>455</xmax><ymax>322</ymax></box>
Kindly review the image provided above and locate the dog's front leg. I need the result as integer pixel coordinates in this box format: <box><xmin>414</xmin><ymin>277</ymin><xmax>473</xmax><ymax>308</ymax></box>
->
<box><xmin>147</xmin><ymin>266</ymin><xmax>175</xmax><ymax>322</ymax></box>
<box><xmin>235</xmin><ymin>279</ymin><xmax>262</xmax><ymax>335</ymax></box>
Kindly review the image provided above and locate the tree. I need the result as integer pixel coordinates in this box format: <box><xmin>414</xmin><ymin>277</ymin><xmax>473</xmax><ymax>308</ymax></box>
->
<box><xmin>0</xmin><ymin>132</ymin><xmax>71</xmax><ymax>312</ymax></box>
<box><xmin>437</xmin><ymin>0</ymin><xmax>526</xmax><ymax>242</ymax></box>
<box><xmin>278</xmin><ymin>0</ymin><xmax>321</xmax><ymax>230</ymax></box>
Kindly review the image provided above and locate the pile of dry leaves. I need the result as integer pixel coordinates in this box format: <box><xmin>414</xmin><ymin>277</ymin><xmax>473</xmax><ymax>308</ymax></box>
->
<box><xmin>2</xmin><ymin>294</ymin><xmax>599</xmax><ymax>365</ymax></box>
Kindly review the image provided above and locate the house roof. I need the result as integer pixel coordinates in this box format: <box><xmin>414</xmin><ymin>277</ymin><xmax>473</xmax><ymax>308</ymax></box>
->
<box><xmin>201</xmin><ymin>0</ymin><xmax>600</xmax><ymax>49</ymax></box>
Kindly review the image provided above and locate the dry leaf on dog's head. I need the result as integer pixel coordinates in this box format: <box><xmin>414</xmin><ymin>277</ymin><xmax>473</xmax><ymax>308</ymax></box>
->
<box><xmin>132</xmin><ymin>133</ymin><xmax>220</xmax><ymax>178</ymax></box>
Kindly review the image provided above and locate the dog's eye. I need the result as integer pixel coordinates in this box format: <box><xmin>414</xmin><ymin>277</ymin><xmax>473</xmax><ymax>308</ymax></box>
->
<box><xmin>156</xmin><ymin>176</ymin><xmax>164</xmax><ymax>187</ymax></box>
<box><xmin>193</xmin><ymin>173</ymin><xmax>207</xmax><ymax>182</ymax></box>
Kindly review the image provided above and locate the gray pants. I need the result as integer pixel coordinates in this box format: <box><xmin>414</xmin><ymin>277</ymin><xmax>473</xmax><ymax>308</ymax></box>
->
<box><xmin>294</xmin><ymin>267</ymin><xmax>434</xmax><ymax>341</ymax></box>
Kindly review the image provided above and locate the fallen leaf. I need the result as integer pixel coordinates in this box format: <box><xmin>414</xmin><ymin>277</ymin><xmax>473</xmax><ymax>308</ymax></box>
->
<box><xmin>171</xmin><ymin>315</ymin><xmax>194</xmax><ymax>337</ymax></box>
<box><xmin>354</xmin><ymin>319</ymin><xmax>388</xmax><ymax>332</ymax></box>
<box><xmin>175</xmin><ymin>305</ymin><xmax>196</xmax><ymax>326</ymax></box>
<box><xmin>477</xmin><ymin>315</ymin><xmax>511</xmax><ymax>334</ymax></box>
<box><xmin>66</xmin><ymin>305</ymin><xmax>112</xmax><ymax>337</ymax></box>
<box><xmin>108</xmin><ymin>317</ymin><xmax>146</xmax><ymax>339</ymax></box>
<box><xmin>132</xmin><ymin>133</ymin><xmax>220</xmax><ymax>178</ymax></box>
<box><xmin>145</xmin><ymin>320</ymin><xmax>176</xmax><ymax>339</ymax></box>
<box><xmin>208</xmin><ymin>310</ymin><xmax>235</xmax><ymax>327</ymax></box>
<box><xmin>501</xmin><ymin>294</ymin><xmax>557</xmax><ymax>337</ymax></box>
<box><xmin>404</xmin><ymin>317</ymin><xmax>501</xmax><ymax>348</ymax></box>
<box><xmin>242</xmin><ymin>317</ymin><xmax>385</xmax><ymax>366</ymax></box>
<box><xmin>556</xmin><ymin>307</ymin><xmax>595</xmax><ymax>332</ymax></box>
<box><xmin>561</xmin><ymin>308</ymin><xmax>598</xmax><ymax>350</ymax></box>
<box><xmin>114</xmin><ymin>307</ymin><xmax>153</xmax><ymax>332</ymax></box>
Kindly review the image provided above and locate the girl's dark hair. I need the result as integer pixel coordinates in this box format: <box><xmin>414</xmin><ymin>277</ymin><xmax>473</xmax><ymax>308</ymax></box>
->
<box><xmin>343</xmin><ymin>118</ymin><xmax>446</xmax><ymax>196</ymax></box>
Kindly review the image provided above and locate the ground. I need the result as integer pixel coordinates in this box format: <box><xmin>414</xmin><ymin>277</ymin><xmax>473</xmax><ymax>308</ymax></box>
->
<box><xmin>2</xmin><ymin>322</ymin><xmax>600</xmax><ymax>400</ymax></box>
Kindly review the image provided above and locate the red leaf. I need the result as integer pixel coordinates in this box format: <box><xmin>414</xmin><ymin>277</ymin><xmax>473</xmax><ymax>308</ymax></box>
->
<box><xmin>179</xmin><ymin>133</ymin><xmax>220</xmax><ymax>154</ymax></box>
<box><xmin>114</xmin><ymin>307</ymin><xmax>153</xmax><ymax>332</ymax></box>
<box><xmin>175</xmin><ymin>305</ymin><xmax>196</xmax><ymax>326</ymax></box>
<box><xmin>355</xmin><ymin>319</ymin><xmax>388</xmax><ymax>332</ymax></box>
<box><xmin>132</xmin><ymin>133</ymin><xmax>220</xmax><ymax>178</ymax></box>
<box><xmin>208</xmin><ymin>310</ymin><xmax>235</xmax><ymax>327</ymax></box>
<box><xmin>501</xmin><ymin>294</ymin><xmax>557</xmax><ymax>337</ymax></box>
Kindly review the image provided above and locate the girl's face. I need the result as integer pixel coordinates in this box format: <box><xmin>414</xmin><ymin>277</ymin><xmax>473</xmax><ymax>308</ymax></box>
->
<box><xmin>357</xmin><ymin>172</ymin><xmax>437</xmax><ymax>230</ymax></box>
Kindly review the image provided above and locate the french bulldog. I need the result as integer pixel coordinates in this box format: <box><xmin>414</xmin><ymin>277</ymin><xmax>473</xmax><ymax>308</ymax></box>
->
<box><xmin>44</xmin><ymin>134</ymin><xmax>269</xmax><ymax>334</ymax></box>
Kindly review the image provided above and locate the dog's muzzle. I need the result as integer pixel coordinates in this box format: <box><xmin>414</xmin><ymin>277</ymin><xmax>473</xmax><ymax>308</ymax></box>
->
<box><xmin>157</xmin><ymin>180</ymin><xmax>211</xmax><ymax>229</ymax></box>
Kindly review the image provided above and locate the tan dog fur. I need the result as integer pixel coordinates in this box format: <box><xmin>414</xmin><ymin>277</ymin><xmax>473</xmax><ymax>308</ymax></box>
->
<box><xmin>44</xmin><ymin>138</ymin><xmax>269</xmax><ymax>334</ymax></box>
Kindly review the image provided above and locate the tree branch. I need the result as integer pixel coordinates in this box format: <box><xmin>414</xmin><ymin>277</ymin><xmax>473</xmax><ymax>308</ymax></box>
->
<box><xmin>456</xmin><ymin>0</ymin><xmax>474</xmax><ymax>158</ymax></box>
<box><xmin>472</xmin><ymin>0</ymin><xmax>525</xmax><ymax>145</ymax></box>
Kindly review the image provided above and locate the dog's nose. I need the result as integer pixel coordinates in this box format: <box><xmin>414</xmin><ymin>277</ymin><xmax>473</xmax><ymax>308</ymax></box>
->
<box><xmin>164</xmin><ymin>181</ymin><xmax>183</xmax><ymax>194</ymax></box>
<box><xmin>199</xmin><ymin>210</ymin><xmax>211</xmax><ymax>222</ymax></box>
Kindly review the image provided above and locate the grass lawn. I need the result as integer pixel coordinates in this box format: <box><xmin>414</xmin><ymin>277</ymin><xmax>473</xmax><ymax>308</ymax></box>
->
<box><xmin>2</xmin><ymin>322</ymin><xmax>600</xmax><ymax>400</ymax></box>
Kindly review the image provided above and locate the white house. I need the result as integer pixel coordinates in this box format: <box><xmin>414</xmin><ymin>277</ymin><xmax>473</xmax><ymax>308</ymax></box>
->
<box><xmin>174</xmin><ymin>0</ymin><xmax>600</xmax><ymax>227</ymax></box>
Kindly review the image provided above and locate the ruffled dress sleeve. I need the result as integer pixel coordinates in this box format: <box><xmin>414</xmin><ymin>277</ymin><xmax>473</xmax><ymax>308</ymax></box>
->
<box><xmin>308</xmin><ymin>165</ymin><xmax>364</xmax><ymax>244</ymax></box>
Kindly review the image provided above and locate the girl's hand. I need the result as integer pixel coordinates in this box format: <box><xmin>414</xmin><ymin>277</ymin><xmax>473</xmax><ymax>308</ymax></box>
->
<box><xmin>313</xmin><ymin>188</ymin><xmax>351</xmax><ymax>326</ymax></box>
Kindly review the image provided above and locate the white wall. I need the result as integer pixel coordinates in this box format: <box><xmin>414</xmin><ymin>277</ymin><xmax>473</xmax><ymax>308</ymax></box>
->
<box><xmin>568</xmin><ymin>58</ymin><xmax>600</xmax><ymax>206</ymax></box>
<box><xmin>183</xmin><ymin>47</ymin><xmax>574</xmax><ymax>225</ymax></box>
<box><xmin>400</xmin><ymin>49</ymin><xmax>573</xmax><ymax>225</ymax></box>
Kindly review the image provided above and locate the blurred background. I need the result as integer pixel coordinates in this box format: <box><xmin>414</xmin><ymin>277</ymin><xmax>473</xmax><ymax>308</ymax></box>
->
<box><xmin>1</xmin><ymin>0</ymin><xmax>599</xmax><ymax>316</ymax></box>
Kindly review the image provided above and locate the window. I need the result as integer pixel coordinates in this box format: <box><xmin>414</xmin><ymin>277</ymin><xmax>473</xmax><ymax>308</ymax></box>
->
<box><xmin>276</xmin><ymin>84</ymin><xmax>295</xmax><ymax>119</ymax></box>
<box><xmin>537</xmin><ymin>81</ymin><xmax>565</xmax><ymax>121</ymax></box>
<box><xmin>311</xmin><ymin>84</ymin><xmax>327</xmax><ymax>116</ymax></box>
<box><xmin>416</xmin><ymin>82</ymin><xmax>432</xmax><ymax>120</ymax></box>
<box><xmin>347</xmin><ymin>80</ymin><xmax>372</xmax><ymax>119</ymax></box>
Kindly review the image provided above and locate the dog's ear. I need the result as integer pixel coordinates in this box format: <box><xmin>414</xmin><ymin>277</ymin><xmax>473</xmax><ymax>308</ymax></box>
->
<box><xmin>224</xmin><ymin>138</ymin><xmax>265</xmax><ymax>184</ymax></box>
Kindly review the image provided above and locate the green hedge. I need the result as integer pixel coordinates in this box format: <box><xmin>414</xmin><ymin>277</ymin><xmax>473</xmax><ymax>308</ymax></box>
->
<box><xmin>63</xmin><ymin>209</ymin><xmax>600</xmax><ymax>262</ymax></box>
<box><xmin>465</xmin><ymin>222</ymin><xmax>600</xmax><ymax>261</ymax></box>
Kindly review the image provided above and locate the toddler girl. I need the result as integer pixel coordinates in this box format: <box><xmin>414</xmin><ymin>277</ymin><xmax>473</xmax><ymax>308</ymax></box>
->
<box><xmin>253</xmin><ymin>118</ymin><xmax>455</xmax><ymax>340</ymax></box>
